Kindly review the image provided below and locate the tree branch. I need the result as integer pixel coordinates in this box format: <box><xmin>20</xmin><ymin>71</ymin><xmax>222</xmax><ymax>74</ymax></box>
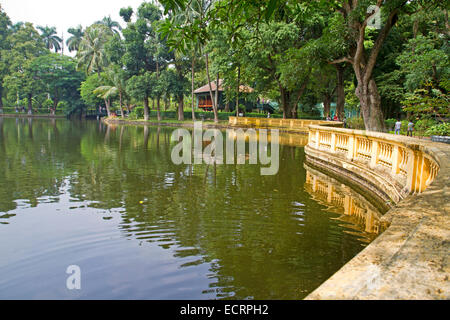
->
<box><xmin>363</xmin><ymin>7</ymin><xmax>401</xmax><ymax>83</ymax></box>
<box><xmin>329</xmin><ymin>57</ymin><xmax>353</xmax><ymax>65</ymax></box>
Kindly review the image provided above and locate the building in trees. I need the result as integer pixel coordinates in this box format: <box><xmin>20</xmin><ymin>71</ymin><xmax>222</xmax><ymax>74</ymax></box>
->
<box><xmin>194</xmin><ymin>79</ymin><xmax>255</xmax><ymax>112</ymax></box>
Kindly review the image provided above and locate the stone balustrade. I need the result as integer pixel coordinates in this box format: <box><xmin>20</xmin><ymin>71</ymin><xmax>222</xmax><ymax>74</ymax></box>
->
<box><xmin>229</xmin><ymin>116</ymin><xmax>343</xmax><ymax>131</ymax></box>
<box><xmin>305</xmin><ymin>124</ymin><xmax>450</xmax><ymax>300</ymax></box>
<box><xmin>307</xmin><ymin>125</ymin><xmax>440</xmax><ymax>203</ymax></box>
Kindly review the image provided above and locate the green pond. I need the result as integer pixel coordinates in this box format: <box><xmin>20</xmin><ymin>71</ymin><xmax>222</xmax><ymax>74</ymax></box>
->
<box><xmin>0</xmin><ymin>118</ymin><xmax>384</xmax><ymax>300</ymax></box>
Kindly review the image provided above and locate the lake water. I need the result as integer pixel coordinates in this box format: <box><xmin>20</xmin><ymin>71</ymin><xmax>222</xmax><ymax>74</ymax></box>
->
<box><xmin>0</xmin><ymin>118</ymin><xmax>384</xmax><ymax>300</ymax></box>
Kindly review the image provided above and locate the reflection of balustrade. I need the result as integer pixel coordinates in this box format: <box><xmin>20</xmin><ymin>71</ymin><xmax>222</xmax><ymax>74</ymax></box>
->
<box><xmin>304</xmin><ymin>167</ymin><xmax>384</xmax><ymax>237</ymax></box>
<box><xmin>307</xmin><ymin>126</ymin><xmax>440</xmax><ymax>196</ymax></box>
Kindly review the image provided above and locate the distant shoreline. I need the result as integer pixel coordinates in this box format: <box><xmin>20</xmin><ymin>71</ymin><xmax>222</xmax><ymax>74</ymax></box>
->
<box><xmin>0</xmin><ymin>113</ymin><xmax>65</xmax><ymax>119</ymax></box>
<box><xmin>102</xmin><ymin>117</ymin><xmax>312</xmax><ymax>136</ymax></box>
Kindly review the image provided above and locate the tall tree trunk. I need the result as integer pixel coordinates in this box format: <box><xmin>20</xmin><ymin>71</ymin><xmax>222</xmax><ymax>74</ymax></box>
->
<box><xmin>177</xmin><ymin>95</ymin><xmax>184</xmax><ymax>121</ymax></box>
<box><xmin>27</xmin><ymin>93</ymin><xmax>33</xmax><ymax>115</ymax></box>
<box><xmin>191</xmin><ymin>55</ymin><xmax>196</xmax><ymax>121</ymax></box>
<box><xmin>336</xmin><ymin>64</ymin><xmax>345</xmax><ymax>120</ymax></box>
<box><xmin>157</xmin><ymin>97</ymin><xmax>162</xmax><ymax>121</ymax></box>
<box><xmin>356</xmin><ymin>78</ymin><xmax>385</xmax><ymax>132</ymax></box>
<box><xmin>104</xmin><ymin>98</ymin><xmax>111</xmax><ymax>117</ymax></box>
<box><xmin>156</xmin><ymin>61</ymin><xmax>162</xmax><ymax>121</ymax></box>
<box><xmin>323</xmin><ymin>95</ymin><xmax>331</xmax><ymax>118</ymax></box>
<box><xmin>52</xmin><ymin>97</ymin><xmax>58</xmax><ymax>116</ymax></box>
<box><xmin>205</xmin><ymin>53</ymin><xmax>219</xmax><ymax>123</ymax></box>
<box><xmin>292</xmin><ymin>100</ymin><xmax>298</xmax><ymax>119</ymax></box>
<box><xmin>143</xmin><ymin>94</ymin><xmax>150</xmax><ymax>121</ymax></box>
<box><xmin>280</xmin><ymin>89</ymin><xmax>290</xmax><ymax>119</ymax></box>
<box><xmin>215</xmin><ymin>72</ymin><xmax>220</xmax><ymax>112</ymax></box>
<box><xmin>126</xmin><ymin>101</ymin><xmax>131</xmax><ymax>114</ymax></box>
<box><xmin>119</xmin><ymin>92</ymin><xmax>125</xmax><ymax>119</ymax></box>
<box><xmin>165</xmin><ymin>97</ymin><xmax>169</xmax><ymax>111</ymax></box>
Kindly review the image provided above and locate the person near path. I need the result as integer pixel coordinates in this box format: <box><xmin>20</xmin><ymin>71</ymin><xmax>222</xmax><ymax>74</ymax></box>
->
<box><xmin>395</xmin><ymin>120</ymin><xmax>402</xmax><ymax>135</ymax></box>
<box><xmin>407</xmin><ymin>120</ymin><xmax>414</xmax><ymax>137</ymax></box>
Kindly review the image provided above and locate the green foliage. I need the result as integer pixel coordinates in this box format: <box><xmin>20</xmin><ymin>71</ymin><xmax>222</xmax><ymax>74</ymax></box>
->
<box><xmin>426</xmin><ymin>123</ymin><xmax>450</xmax><ymax>136</ymax></box>
<box><xmin>385</xmin><ymin>119</ymin><xmax>397</xmax><ymax>131</ymax></box>
<box><xmin>120</xmin><ymin>7</ymin><xmax>133</xmax><ymax>23</ymax></box>
<box><xmin>43</xmin><ymin>99</ymin><xmax>53</xmax><ymax>109</ymax></box>
<box><xmin>57</xmin><ymin>101</ymin><xmax>70</xmax><ymax>114</ymax></box>
<box><xmin>396</xmin><ymin>33</ymin><xmax>449</xmax><ymax>92</ymax></box>
<box><xmin>346</xmin><ymin>117</ymin><xmax>365</xmax><ymax>130</ymax></box>
<box><xmin>402</xmin><ymin>83</ymin><xmax>450</xmax><ymax>120</ymax></box>
<box><xmin>37</xmin><ymin>25</ymin><xmax>62</xmax><ymax>53</ymax></box>
<box><xmin>66</xmin><ymin>25</ymin><xmax>84</xmax><ymax>53</ymax></box>
<box><xmin>76</xmin><ymin>24</ymin><xmax>112</xmax><ymax>76</ymax></box>
<box><xmin>127</xmin><ymin>73</ymin><xmax>153</xmax><ymax>101</ymax></box>
<box><xmin>414</xmin><ymin>118</ymin><xmax>437</xmax><ymax>137</ymax></box>
<box><xmin>129</xmin><ymin>106</ymin><xmax>144</xmax><ymax>119</ymax></box>
<box><xmin>80</xmin><ymin>74</ymin><xmax>105</xmax><ymax>107</ymax></box>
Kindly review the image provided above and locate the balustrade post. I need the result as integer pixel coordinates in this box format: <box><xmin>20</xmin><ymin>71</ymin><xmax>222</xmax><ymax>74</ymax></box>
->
<box><xmin>315</xmin><ymin>130</ymin><xmax>320</xmax><ymax>149</ymax></box>
<box><xmin>347</xmin><ymin>134</ymin><xmax>355</xmax><ymax>161</ymax></box>
<box><xmin>391</xmin><ymin>145</ymin><xmax>400</xmax><ymax>175</ymax></box>
<box><xmin>370</xmin><ymin>140</ymin><xmax>379</xmax><ymax>168</ymax></box>
<box><xmin>406</xmin><ymin>149</ymin><xmax>418</xmax><ymax>194</ymax></box>
<box><xmin>331</xmin><ymin>133</ymin><xmax>336</xmax><ymax>153</ymax></box>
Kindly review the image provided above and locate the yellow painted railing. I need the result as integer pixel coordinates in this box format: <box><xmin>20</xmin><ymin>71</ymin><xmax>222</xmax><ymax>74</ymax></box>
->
<box><xmin>307</xmin><ymin>125</ymin><xmax>440</xmax><ymax>197</ymax></box>
<box><xmin>229</xmin><ymin>116</ymin><xmax>342</xmax><ymax>131</ymax></box>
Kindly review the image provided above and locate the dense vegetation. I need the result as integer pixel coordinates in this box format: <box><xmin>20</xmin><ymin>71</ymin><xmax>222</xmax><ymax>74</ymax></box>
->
<box><xmin>0</xmin><ymin>1</ymin><xmax>448</xmax><ymax>133</ymax></box>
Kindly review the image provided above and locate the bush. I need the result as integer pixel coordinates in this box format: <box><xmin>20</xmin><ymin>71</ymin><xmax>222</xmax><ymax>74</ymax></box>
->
<box><xmin>385</xmin><ymin>119</ymin><xmax>397</xmax><ymax>131</ymax></box>
<box><xmin>131</xmin><ymin>107</ymin><xmax>144</xmax><ymax>119</ymax></box>
<box><xmin>346</xmin><ymin>117</ymin><xmax>365</xmax><ymax>130</ymax></box>
<box><xmin>415</xmin><ymin>119</ymin><xmax>437</xmax><ymax>137</ymax></box>
<box><xmin>43</xmin><ymin>99</ymin><xmax>54</xmax><ymax>109</ymax></box>
<box><xmin>425</xmin><ymin>123</ymin><xmax>450</xmax><ymax>136</ymax></box>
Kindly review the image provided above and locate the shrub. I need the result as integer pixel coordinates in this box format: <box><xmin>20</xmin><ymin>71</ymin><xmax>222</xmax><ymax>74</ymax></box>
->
<box><xmin>425</xmin><ymin>123</ymin><xmax>450</xmax><ymax>136</ymax></box>
<box><xmin>346</xmin><ymin>117</ymin><xmax>365</xmax><ymax>130</ymax></box>
<box><xmin>131</xmin><ymin>107</ymin><xmax>144</xmax><ymax>119</ymax></box>
<box><xmin>385</xmin><ymin>119</ymin><xmax>397</xmax><ymax>131</ymax></box>
<box><xmin>43</xmin><ymin>99</ymin><xmax>54</xmax><ymax>109</ymax></box>
<box><xmin>414</xmin><ymin>119</ymin><xmax>437</xmax><ymax>137</ymax></box>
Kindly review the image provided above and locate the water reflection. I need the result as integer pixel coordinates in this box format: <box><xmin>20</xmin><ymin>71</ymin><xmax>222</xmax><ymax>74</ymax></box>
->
<box><xmin>0</xmin><ymin>118</ymin><xmax>381</xmax><ymax>300</ymax></box>
<box><xmin>304</xmin><ymin>164</ymin><xmax>387</xmax><ymax>243</ymax></box>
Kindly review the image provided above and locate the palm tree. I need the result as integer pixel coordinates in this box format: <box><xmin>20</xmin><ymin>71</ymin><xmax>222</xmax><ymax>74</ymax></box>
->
<box><xmin>93</xmin><ymin>67</ymin><xmax>128</xmax><ymax>118</ymax></box>
<box><xmin>76</xmin><ymin>24</ymin><xmax>110</xmax><ymax>77</ymax></box>
<box><xmin>37</xmin><ymin>26</ymin><xmax>62</xmax><ymax>52</ymax></box>
<box><xmin>66</xmin><ymin>25</ymin><xmax>84</xmax><ymax>52</ymax></box>
<box><xmin>95</xmin><ymin>16</ymin><xmax>122</xmax><ymax>35</ymax></box>
<box><xmin>167</xmin><ymin>0</ymin><xmax>212</xmax><ymax>121</ymax></box>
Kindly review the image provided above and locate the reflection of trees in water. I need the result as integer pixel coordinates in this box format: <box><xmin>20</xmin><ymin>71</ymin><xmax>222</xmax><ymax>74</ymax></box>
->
<box><xmin>0</xmin><ymin>120</ymin><xmax>372</xmax><ymax>299</ymax></box>
<box><xmin>0</xmin><ymin>118</ymin><xmax>83</xmax><ymax>213</ymax></box>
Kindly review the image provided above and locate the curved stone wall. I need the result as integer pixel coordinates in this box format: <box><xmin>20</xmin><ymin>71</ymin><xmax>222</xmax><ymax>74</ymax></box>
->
<box><xmin>228</xmin><ymin>117</ymin><xmax>343</xmax><ymax>132</ymax></box>
<box><xmin>305</xmin><ymin>125</ymin><xmax>449</xmax><ymax>300</ymax></box>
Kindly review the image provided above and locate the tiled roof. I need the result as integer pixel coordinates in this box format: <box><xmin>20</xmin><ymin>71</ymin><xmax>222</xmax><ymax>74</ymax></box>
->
<box><xmin>194</xmin><ymin>79</ymin><xmax>254</xmax><ymax>94</ymax></box>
